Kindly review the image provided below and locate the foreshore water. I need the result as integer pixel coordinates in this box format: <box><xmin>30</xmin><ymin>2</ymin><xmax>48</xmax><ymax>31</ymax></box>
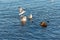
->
<box><xmin>0</xmin><ymin>0</ymin><xmax>60</xmax><ymax>40</ymax></box>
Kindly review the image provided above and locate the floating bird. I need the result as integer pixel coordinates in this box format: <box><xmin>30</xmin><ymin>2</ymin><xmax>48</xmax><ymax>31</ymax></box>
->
<box><xmin>40</xmin><ymin>21</ymin><xmax>47</xmax><ymax>27</ymax></box>
<box><xmin>28</xmin><ymin>14</ymin><xmax>33</xmax><ymax>22</ymax></box>
<box><xmin>19</xmin><ymin>7</ymin><xmax>26</xmax><ymax>15</ymax></box>
<box><xmin>21</xmin><ymin>16</ymin><xmax>27</xmax><ymax>25</ymax></box>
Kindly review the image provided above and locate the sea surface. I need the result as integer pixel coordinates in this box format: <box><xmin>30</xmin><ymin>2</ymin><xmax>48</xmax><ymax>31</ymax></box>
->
<box><xmin>0</xmin><ymin>0</ymin><xmax>60</xmax><ymax>40</ymax></box>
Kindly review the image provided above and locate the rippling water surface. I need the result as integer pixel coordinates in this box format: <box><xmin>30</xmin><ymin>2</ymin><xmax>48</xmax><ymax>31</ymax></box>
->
<box><xmin>0</xmin><ymin>0</ymin><xmax>60</xmax><ymax>40</ymax></box>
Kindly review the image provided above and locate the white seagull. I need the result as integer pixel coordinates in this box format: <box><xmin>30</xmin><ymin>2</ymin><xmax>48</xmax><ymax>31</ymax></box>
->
<box><xmin>21</xmin><ymin>16</ymin><xmax>27</xmax><ymax>25</ymax></box>
<box><xmin>19</xmin><ymin>7</ymin><xmax>26</xmax><ymax>15</ymax></box>
<box><xmin>28</xmin><ymin>14</ymin><xmax>32</xmax><ymax>19</ymax></box>
<box><xmin>28</xmin><ymin>14</ymin><xmax>33</xmax><ymax>22</ymax></box>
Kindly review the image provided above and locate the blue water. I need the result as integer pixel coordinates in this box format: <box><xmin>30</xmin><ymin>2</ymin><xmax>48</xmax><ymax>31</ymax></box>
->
<box><xmin>0</xmin><ymin>0</ymin><xmax>60</xmax><ymax>40</ymax></box>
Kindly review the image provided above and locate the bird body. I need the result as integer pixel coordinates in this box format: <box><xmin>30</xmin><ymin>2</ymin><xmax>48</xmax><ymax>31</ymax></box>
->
<box><xmin>40</xmin><ymin>22</ymin><xmax>47</xmax><ymax>27</ymax></box>
<box><xmin>29</xmin><ymin>14</ymin><xmax>32</xmax><ymax>19</ymax></box>
<box><xmin>21</xmin><ymin>16</ymin><xmax>27</xmax><ymax>25</ymax></box>
<box><xmin>19</xmin><ymin>7</ymin><xmax>26</xmax><ymax>15</ymax></box>
<box><xmin>28</xmin><ymin>14</ymin><xmax>33</xmax><ymax>22</ymax></box>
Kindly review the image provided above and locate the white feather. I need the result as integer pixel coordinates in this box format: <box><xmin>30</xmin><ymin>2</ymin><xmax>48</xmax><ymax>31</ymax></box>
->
<box><xmin>19</xmin><ymin>11</ymin><xmax>26</xmax><ymax>15</ymax></box>
<box><xmin>19</xmin><ymin>7</ymin><xmax>26</xmax><ymax>15</ymax></box>
<box><xmin>21</xmin><ymin>16</ymin><xmax>27</xmax><ymax>21</ymax></box>
<box><xmin>29</xmin><ymin>14</ymin><xmax>32</xmax><ymax>19</ymax></box>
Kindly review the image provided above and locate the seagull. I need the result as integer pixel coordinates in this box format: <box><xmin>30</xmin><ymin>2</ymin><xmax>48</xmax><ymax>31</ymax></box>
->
<box><xmin>19</xmin><ymin>7</ymin><xmax>26</xmax><ymax>15</ymax></box>
<box><xmin>28</xmin><ymin>14</ymin><xmax>33</xmax><ymax>22</ymax></box>
<box><xmin>28</xmin><ymin>14</ymin><xmax>32</xmax><ymax>19</ymax></box>
<box><xmin>21</xmin><ymin>16</ymin><xmax>27</xmax><ymax>25</ymax></box>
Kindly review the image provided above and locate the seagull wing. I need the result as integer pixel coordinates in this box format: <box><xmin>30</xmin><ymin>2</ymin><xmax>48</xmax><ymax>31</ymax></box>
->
<box><xmin>19</xmin><ymin>11</ymin><xmax>26</xmax><ymax>15</ymax></box>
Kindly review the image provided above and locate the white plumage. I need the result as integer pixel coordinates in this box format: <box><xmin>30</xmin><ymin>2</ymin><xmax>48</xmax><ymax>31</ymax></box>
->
<box><xmin>28</xmin><ymin>14</ymin><xmax>32</xmax><ymax>19</ymax></box>
<box><xmin>21</xmin><ymin>16</ymin><xmax>27</xmax><ymax>22</ymax></box>
<box><xmin>19</xmin><ymin>7</ymin><xmax>26</xmax><ymax>15</ymax></box>
<box><xmin>21</xmin><ymin>16</ymin><xmax>27</xmax><ymax>25</ymax></box>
